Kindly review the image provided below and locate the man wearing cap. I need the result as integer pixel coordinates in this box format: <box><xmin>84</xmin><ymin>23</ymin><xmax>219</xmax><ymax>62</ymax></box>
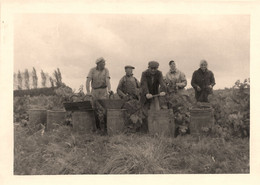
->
<box><xmin>117</xmin><ymin>65</ymin><xmax>140</xmax><ymax>101</ymax></box>
<box><xmin>86</xmin><ymin>57</ymin><xmax>111</xmax><ymax>134</ymax></box>
<box><xmin>139</xmin><ymin>61</ymin><xmax>167</xmax><ymax>132</ymax></box>
<box><xmin>140</xmin><ymin>61</ymin><xmax>166</xmax><ymax>106</ymax></box>
<box><xmin>191</xmin><ymin>59</ymin><xmax>216</xmax><ymax>102</ymax></box>
<box><xmin>86</xmin><ymin>57</ymin><xmax>111</xmax><ymax>98</ymax></box>
<box><xmin>117</xmin><ymin>65</ymin><xmax>141</xmax><ymax>132</ymax></box>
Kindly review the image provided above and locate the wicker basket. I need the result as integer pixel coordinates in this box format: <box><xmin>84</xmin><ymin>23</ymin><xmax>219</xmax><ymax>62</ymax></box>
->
<box><xmin>97</xmin><ymin>99</ymin><xmax>124</xmax><ymax>109</ymax></box>
<box><xmin>63</xmin><ymin>101</ymin><xmax>93</xmax><ymax>111</ymax></box>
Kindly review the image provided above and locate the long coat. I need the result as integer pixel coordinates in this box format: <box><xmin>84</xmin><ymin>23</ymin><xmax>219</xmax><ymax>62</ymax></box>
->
<box><xmin>191</xmin><ymin>68</ymin><xmax>216</xmax><ymax>102</ymax></box>
<box><xmin>140</xmin><ymin>69</ymin><xmax>166</xmax><ymax>105</ymax></box>
<box><xmin>191</xmin><ymin>68</ymin><xmax>215</xmax><ymax>91</ymax></box>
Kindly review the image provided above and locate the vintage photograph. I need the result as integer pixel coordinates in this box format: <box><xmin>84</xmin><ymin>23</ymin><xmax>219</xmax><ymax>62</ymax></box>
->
<box><xmin>12</xmin><ymin>13</ymin><xmax>250</xmax><ymax>175</ymax></box>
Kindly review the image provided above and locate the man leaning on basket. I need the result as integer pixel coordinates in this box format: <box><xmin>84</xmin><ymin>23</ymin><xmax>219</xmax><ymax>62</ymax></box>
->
<box><xmin>86</xmin><ymin>57</ymin><xmax>112</xmax><ymax>135</ymax></box>
<box><xmin>140</xmin><ymin>61</ymin><xmax>167</xmax><ymax>132</ymax></box>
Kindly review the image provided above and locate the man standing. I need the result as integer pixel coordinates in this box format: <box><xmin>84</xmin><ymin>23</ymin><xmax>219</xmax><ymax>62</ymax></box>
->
<box><xmin>191</xmin><ymin>59</ymin><xmax>216</xmax><ymax>102</ymax></box>
<box><xmin>86</xmin><ymin>57</ymin><xmax>111</xmax><ymax>134</ymax></box>
<box><xmin>140</xmin><ymin>61</ymin><xmax>166</xmax><ymax>132</ymax></box>
<box><xmin>165</xmin><ymin>60</ymin><xmax>190</xmax><ymax>137</ymax></box>
<box><xmin>117</xmin><ymin>65</ymin><xmax>140</xmax><ymax>101</ymax></box>
<box><xmin>165</xmin><ymin>60</ymin><xmax>187</xmax><ymax>95</ymax></box>
<box><xmin>117</xmin><ymin>65</ymin><xmax>141</xmax><ymax>132</ymax></box>
<box><xmin>140</xmin><ymin>61</ymin><xmax>166</xmax><ymax>108</ymax></box>
<box><xmin>86</xmin><ymin>57</ymin><xmax>111</xmax><ymax>99</ymax></box>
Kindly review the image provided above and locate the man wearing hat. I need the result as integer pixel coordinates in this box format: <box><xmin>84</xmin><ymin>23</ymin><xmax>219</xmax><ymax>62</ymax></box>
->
<box><xmin>140</xmin><ymin>61</ymin><xmax>166</xmax><ymax>106</ymax></box>
<box><xmin>117</xmin><ymin>65</ymin><xmax>140</xmax><ymax>101</ymax></box>
<box><xmin>139</xmin><ymin>61</ymin><xmax>167</xmax><ymax>132</ymax></box>
<box><xmin>86</xmin><ymin>57</ymin><xmax>111</xmax><ymax>98</ymax></box>
<box><xmin>117</xmin><ymin>65</ymin><xmax>141</xmax><ymax>132</ymax></box>
<box><xmin>86</xmin><ymin>57</ymin><xmax>112</xmax><ymax>134</ymax></box>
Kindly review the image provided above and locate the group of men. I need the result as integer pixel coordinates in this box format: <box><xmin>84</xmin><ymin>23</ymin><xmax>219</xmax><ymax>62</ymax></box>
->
<box><xmin>86</xmin><ymin>57</ymin><xmax>216</xmax><ymax>134</ymax></box>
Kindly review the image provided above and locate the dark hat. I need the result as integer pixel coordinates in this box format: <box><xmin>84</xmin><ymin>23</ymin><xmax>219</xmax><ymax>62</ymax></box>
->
<box><xmin>96</xmin><ymin>57</ymin><xmax>105</xmax><ymax>64</ymax></box>
<box><xmin>125</xmin><ymin>65</ymin><xmax>135</xmax><ymax>69</ymax></box>
<box><xmin>148</xmin><ymin>61</ymin><xmax>159</xmax><ymax>68</ymax></box>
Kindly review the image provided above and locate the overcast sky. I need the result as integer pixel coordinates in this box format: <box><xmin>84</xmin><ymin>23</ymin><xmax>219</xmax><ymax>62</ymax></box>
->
<box><xmin>14</xmin><ymin>14</ymin><xmax>250</xmax><ymax>91</ymax></box>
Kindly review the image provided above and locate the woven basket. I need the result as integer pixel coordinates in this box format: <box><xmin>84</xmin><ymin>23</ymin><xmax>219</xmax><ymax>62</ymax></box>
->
<box><xmin>98</xmin><ymin>99</ymin><xmax>125</xmax><ymax>109</ymax></box>
<box><xmin>63</xmin><ymin>101</ymin><xmax>93</xmax><ymax>111</ymax></box>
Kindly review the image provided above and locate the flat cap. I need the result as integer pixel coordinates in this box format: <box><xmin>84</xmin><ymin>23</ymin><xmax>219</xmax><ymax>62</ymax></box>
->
<box><xmin>96</xmin><ymin>57</ymin><xmax>105</xmax><ymax>64</ymax></box>
<box><xmin>125</xmin><ymin>65</ymin><xmax>135</xmax><ymax>69</ymax></box>
<box><xmin>148</xmin><ymin>61</ymin><xmax>159</xmax><ymax>68</ymax></box>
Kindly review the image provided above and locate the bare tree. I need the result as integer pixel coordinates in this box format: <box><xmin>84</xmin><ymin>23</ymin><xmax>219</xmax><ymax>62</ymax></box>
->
<box><xmin>32</xmin><ymin>67</ymin><xmax>38</xmax><ymax>89</ymax></box>
<box><xmin>17</xmin><ymin>70</ymin><xmax>23</xmax><ymax>90</ymax></box>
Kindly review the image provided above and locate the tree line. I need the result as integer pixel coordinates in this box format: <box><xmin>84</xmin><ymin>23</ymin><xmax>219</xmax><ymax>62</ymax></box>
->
<box><xmin>13</xmin><ymin>67</ymin><xmax>64</xmax><ymax>90</ymax></box>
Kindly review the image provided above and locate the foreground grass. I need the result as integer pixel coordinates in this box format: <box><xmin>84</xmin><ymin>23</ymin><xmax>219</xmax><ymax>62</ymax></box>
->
<box><xmin>14</xmin><ymin>124</ymin><xmax>249</xmax><ymax>174</ymax></box>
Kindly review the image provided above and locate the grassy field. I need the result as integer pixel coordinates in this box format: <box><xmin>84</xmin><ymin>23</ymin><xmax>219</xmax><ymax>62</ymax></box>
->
<box><xmin>13</xmin><ymin>81</ymin><xmax>250</xmax><ymax>174</ymax></box>
<box><xmin>14</xmin><ymin>124</ymin><xmax>249</xmax><ymax>175</ymax></box>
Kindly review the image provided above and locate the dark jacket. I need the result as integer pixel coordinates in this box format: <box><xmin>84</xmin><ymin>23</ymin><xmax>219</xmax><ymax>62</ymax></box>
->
<box><xmin>140</xmin><ymin>69</ymin><xmax>166</xmax><ymax>104</ymax></box>
<box><xmin>191</xmin><ymin>68</ymin><xmax>216</xmax><ymax>93</ymax></box>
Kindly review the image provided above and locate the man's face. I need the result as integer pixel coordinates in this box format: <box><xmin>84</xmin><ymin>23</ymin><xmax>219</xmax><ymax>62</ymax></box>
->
<box><xmin>125</xmin><ymin>68</ymin><xmax>133</xmax><ymax>76</ymax></box>
<box><xmin>170</xmin><ymin>62</ymin><xmax>176</xmax><ymax>71</ymax></box>
<box><xmin>148</xmin><ymin>67</ymin><xmax>158</xmax><ymax>75</ymax></box>
<box><xmin>97</xmin><ymin>60</ymin><xmax>106</xmax><ymax>69</ymax></box>
<box><xmin>200</xmin><ymin>62</ymin><xmax>207</xmax><ymax>72</ymax></box>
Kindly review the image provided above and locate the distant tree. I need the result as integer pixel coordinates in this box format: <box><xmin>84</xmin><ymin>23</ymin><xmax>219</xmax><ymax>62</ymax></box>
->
<box><xmin>53</xmin><ymin>70</ymin><xmax>59</xmax><ymax>86</ymax></box>
<box><xmin>24</xmin><ymin>69</ymin><xmax>30</xmax><ymax>89</ymax></box>
<box><xmin>57</xmin><ymin>68</ymin><xmax>62</xmax><ymax>83</ymax></box>
<box><xmin>41</xmin><ymin>70</ymin><xmax>47</xmax><ymax>87</ymax></box>
<box><xmin>17</xmin><ymin>70</ymin><xmax>23</xmax><ymax>90</ymax></box>
<box><xmin>49</xmin><ymin>77</ymin><xmax>54</xmax><ymax>87</ymax></box>
<box><xmin>13</xmin><ymin>73</ymin><xmax>17</xmax><ymax>90</ymax></box>
<box><xmin>53</xmin><ymin>68</ymin><xmax>63</xmax><ymax>87</ymax></box>
<box><xmin>45</xmin><ymin>73</ymin><xmax>50</xmax><ymax>87</ymax></box>
<box><xmin>32</xmin><ymin>67</ymin><xmax>38</xmax><ymax>89</ymax></box>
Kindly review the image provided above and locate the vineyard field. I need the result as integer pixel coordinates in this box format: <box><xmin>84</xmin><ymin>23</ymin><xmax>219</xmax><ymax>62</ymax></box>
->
<box><xmin>13</xmin><ymin>81</ymin><xmax>250</xmax><ymax>174</ymax></box>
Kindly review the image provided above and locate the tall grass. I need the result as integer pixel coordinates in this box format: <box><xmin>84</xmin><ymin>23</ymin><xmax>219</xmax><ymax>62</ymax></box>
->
<box><xmin>14</xmin><ymin>124</ymin><xmax>249</xmax><ymax>174</ymax></box>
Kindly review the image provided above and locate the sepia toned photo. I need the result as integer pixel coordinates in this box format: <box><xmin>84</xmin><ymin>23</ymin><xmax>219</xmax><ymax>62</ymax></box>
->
<box><xmin>1</xmin><ymin>1</ymin><xmax>260</xmax><ymax>185</ymax></box>
<box><xmin>12</xmin><ymin>13</ymin><xmax>250</xmax><ymax>175</ymax></box>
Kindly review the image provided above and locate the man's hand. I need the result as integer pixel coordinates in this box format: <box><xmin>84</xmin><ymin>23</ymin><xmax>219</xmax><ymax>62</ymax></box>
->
<box><xmin>197</xmin><ymin>86</ymin><xmax>201</xmax><ymax>91</ymax></box>
<box><xmin>146</xmin><ymin>94</ymin><xmax>153</xmax><ymax>99</ymax></box>
<box><xmin>208</xmin><ymin>85</ymin><xmax>213</xmax><ymax>89</ymax></box>
<box><xmin>160</xmin><ymin>92</ymin><xmax>166</xmax><ymax>96</ymax></box>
